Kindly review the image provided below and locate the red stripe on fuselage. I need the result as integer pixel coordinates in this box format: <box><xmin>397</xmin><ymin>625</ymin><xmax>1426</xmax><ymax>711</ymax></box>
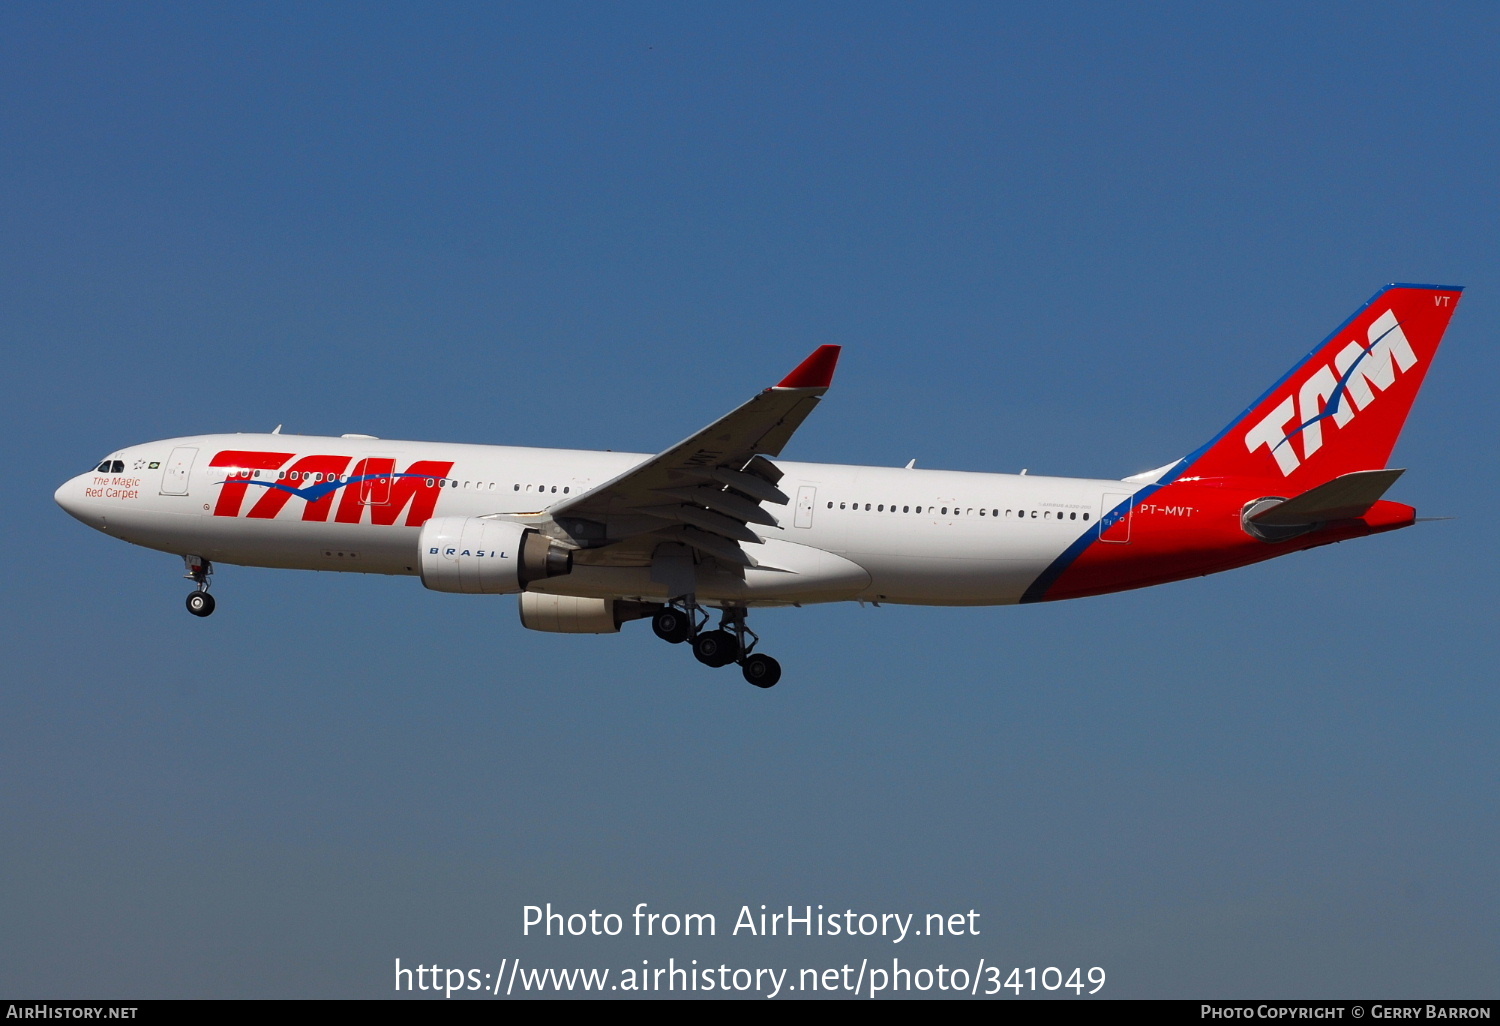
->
<box><xmin>1041</xmin><ymin>477</ymin><xmax>1415</xmax><ymax>601</ymax></box>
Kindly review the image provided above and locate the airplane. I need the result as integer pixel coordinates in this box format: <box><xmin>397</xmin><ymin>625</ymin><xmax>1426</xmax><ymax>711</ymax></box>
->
<box><xmin>55</xmin><ymin>283</ymin><xmax>1461</xmax><ymax>688</ymax></box>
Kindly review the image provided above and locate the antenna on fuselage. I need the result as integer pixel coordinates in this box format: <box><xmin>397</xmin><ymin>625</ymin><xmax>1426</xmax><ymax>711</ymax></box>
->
<box><xmin>904</xmin><ymin>458</ymin><xmax>916</xmax><ymax>469</ymax></box>
<box><xmin>272</xmin><ymin>424</ymin><xmax>283</xmax><ymax>434</ymax></box>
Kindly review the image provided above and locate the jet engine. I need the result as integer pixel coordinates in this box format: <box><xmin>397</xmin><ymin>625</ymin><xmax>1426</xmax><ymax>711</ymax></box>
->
<box><xmin>418</xmin><ymin>516</ymin><xmax>573</xmax><ymax>594</ymax></box>
<box><xmin>519</xmin><ymin>593</ymin><xmax>622</xmax><ymax>633</ymax></box>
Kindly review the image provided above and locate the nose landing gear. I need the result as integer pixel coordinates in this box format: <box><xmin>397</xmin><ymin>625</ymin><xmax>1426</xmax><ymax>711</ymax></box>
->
<box><xmin>183</xmin><ymin>555</ymin><xmax>215</xmax><ymax>617</ymax></box>
<box><xmin>653</xmin><ymin>600</ymin><xmax>782</xmax><ymax>687</ymax></box>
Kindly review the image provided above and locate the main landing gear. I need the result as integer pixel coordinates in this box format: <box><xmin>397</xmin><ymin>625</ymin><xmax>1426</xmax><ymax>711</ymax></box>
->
<box><xmin>183</xmin><ymin>555</ymin><xmax>215</xmax><ymax>617</ymax></box>
<box><xmin>651</xmin><ymin>603</ymin><xmax>782</xmax><ymax>688</ymax></box>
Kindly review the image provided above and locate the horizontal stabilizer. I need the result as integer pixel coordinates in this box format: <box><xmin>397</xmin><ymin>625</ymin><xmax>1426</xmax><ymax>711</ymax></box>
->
<box><xmin>1249</xmin><ymin>468</ymin><xmax>1405</xmax><ymax>526</ymax></box>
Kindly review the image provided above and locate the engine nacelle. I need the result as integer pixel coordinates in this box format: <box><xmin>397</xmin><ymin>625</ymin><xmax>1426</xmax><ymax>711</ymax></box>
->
<box><xmin>518</xmin><ymin>592</ymin><xmax>623</xmax><ymax>634</ymax></box>
<box><xmin>418</xmin><ymin>516</ymin><xmax>573</xmax><ymax>594</ymax></box>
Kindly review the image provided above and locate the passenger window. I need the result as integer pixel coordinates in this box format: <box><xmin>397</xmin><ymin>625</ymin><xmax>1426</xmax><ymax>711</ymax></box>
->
<box><xmin>877</xmin><ymin>504</ymin><xmax>884</xmax><ymax>512</ymax></box>
<box><xmin>941</xmin><ymin>507</ymin><xmax>948</xmax><ymax>515</ymax></box>
<box><xmin>1070</xmin><ymin>511</ymin><xmax>1077</xmax><ymax>520</ymax></box>
<box><xmin>903</xmin><ymin>505</ymin><xmax>909</xmax><ymax>513</ymax></box>
<box><xmin>564</xmin><ymin>487</ymin><xmax>570</xmax><ymax>494</ymax></box>
<box><xmin>1083</xmin><ymin>513</ymin><xmax>1090</xmax><ymax>521</ymax></box>
<box><xmin>839</xmin><ymin>502</ymin><xmax>846</xmax><ymax>509</ymax></box>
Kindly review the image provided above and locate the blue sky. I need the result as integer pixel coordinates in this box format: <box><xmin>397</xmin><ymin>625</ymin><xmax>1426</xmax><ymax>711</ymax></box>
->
<box><xmin>2</xmin><ymin>2</ymin><xmax>1497</xmax><ymax>998</ymax></box>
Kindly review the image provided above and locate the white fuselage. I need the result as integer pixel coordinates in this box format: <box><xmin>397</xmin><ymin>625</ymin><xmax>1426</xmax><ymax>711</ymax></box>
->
<box><xmin>56</xmin><ymin>433</ymin><xmax>1123</xmax><ymax>607</ymax></box>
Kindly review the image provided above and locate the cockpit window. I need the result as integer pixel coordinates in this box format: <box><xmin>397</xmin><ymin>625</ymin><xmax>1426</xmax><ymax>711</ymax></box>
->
<box><xmin>95</xmin><ymin>460</ymin><xmax>124</xmax><ymax>473</ymax></box>
<box><xmin>96</xmin><ymin>461</ymin><xmax>110</xmax><ymax>472</ymax></box>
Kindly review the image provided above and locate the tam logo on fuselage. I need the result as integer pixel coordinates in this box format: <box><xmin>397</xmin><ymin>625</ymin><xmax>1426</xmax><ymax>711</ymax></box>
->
<box><xmin>207</xmin><ymin>451</ymin><xmax>455</xmax><ymax>526</ymax></box>
<box><xmin>1242</xmin><ymin>309</ymin><xmax>1417</xmax><ymax>476</ymax></box>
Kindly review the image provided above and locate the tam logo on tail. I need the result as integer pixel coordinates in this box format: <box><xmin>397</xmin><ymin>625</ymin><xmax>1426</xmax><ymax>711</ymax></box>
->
<box><xmin>1243</xmin><ymin>309</ymin><xmax>1418</xmax><ymax>475</ymax></box>
<box><xmin>1180</xmin><ymin>284</ymin><xmax>1461</xmax><ymax>488</ymax></box>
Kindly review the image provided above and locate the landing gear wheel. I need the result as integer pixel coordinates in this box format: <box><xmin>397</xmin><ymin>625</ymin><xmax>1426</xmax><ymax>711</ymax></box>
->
<box><xmin>651</xmin><ymin>607</ymin><xmax>692</xmax><ymax>644</ymax></box>
<box><xmin>692</xmin><ymin>629</ymin><xmax>740</xmax><ymax>668</ymax></box>
<box><xmin>186</xmin><ymin>591</ymin><xmax>216</xmax><ymax>617</ymax></box>
<box><xmin>741</xmin><ymin>654</ymin><xmax>781</xmax><ymax>688</ymax></box>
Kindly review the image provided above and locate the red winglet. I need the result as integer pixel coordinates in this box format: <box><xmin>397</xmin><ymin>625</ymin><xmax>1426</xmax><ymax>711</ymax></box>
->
<box><xmin>776</xmin><ymin>345</ymin><xmax>841</xmax><ymax>389</ymax></box>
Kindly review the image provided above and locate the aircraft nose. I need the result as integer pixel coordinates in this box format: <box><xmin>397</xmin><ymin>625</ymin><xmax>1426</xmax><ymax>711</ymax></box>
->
<box><xmin>55</xmin><ymin>475</ymin><xmax>86</xmax><ymax>519</ymax></box>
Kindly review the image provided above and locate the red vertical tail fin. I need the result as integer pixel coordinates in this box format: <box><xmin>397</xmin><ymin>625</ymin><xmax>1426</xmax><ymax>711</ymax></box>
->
<box><xmin>1181</xmin><ymin>284</ymin><xmax>1462</xmax><ymax>489</ymax></box>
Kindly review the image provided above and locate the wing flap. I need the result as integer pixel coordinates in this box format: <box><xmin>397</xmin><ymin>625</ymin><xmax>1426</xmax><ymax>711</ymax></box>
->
<box><xmin>693</xmin><ymin>466</ymin><xmax>789</xmax><ymax>505</ymax></box>
<box><xmin>653</xmin><ymin>525</ymin><xmax>757</xmax><ymax>567</ymax></box>
<box><xmin>654</xmin><ymin>486</ymin><xmax>781</xmax><ymax>526</ymax></box>
<box><xmin>637</xmin><ymin>504</ymin><xmax>764</xmax><ymax>543</ymax></box>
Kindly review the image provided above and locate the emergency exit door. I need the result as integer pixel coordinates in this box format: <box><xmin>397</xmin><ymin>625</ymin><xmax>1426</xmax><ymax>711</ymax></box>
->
<box><xmin>160</xmin><ymin>446</ymin><xmax>198</xmax><ymax>496</ymax></box>
<box><xmin>793</xmin><ymin>485</ymin><xmax>817</xmax><ymax>529</ymax></box>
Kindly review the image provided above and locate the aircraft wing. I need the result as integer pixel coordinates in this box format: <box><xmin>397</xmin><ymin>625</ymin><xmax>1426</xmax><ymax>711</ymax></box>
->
<box><xmin>545</xmin><ymin>345</ymin><xmax>841</xmax><ymax>567</ymax></box>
